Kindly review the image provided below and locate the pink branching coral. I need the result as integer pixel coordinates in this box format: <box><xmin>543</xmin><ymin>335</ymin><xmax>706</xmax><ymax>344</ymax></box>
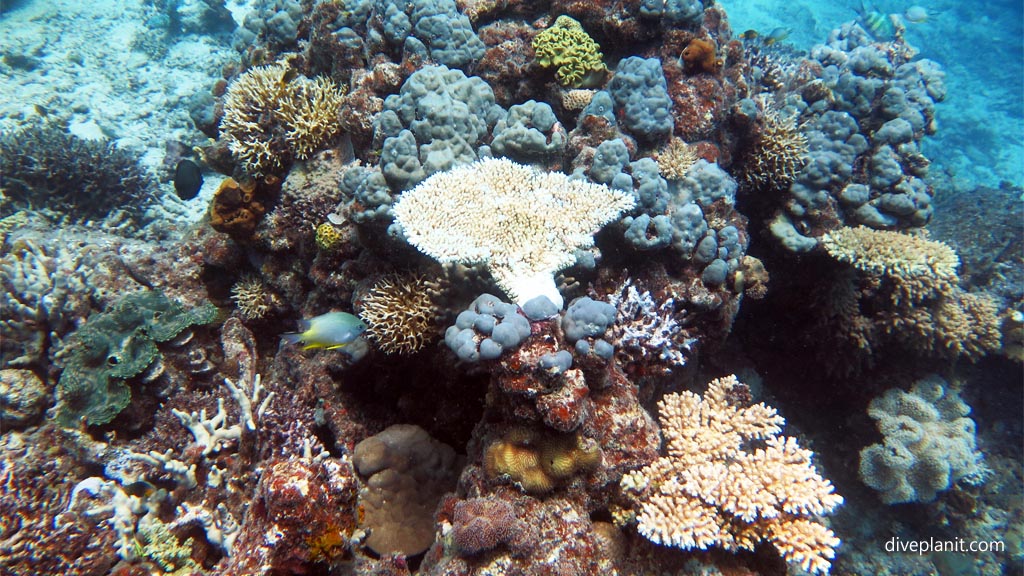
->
<box><xmin>621</xmin><ymin>375</ymin><xmax>843</xmax><ymax>574</ymax></box>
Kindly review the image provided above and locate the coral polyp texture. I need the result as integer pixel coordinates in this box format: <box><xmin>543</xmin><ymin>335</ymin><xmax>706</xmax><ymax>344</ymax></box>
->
<box><xmin>358</xmin><ymin>274</ymin><xmax>440</xmax><ymax>355</ymax></box>
<box><xmin>859</xmin><ymin>375</ymin><xmax>985</xmax><ymax>504</ymax></box>
<box><xmin>220</xmin><ymin>63</ymin><xmax>345</xmax><ymax>176</ymax></box>
<box><xmin>622</xmin><ymin>375</ymin><xmax>843</xmax><ymax>575</ymax></box>
<box><xmin>742</xmin><ymin>102</ymin><xmax>808</xmax><ymax>189</ymax></box>
<box><xmin>392</xmin><ymin>157</ymin><xmax>636</xmax><ymax>308</ymax></box>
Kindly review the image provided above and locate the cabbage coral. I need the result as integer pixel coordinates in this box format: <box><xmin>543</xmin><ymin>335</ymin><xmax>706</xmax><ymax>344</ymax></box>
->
<box><xmin>392</xmin><ymin>158</ymin><xmax>635</xmax><ymax>308</ymax></box>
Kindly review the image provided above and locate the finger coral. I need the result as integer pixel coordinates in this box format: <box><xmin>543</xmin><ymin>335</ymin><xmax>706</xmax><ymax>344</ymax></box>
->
<box><xmin>220</xmin><ymin>63</ymin><xmax>345</xmax><ymax>177</ymax></box>
<box><xmin>622</xmin><ymin>375</ymin><xmax>843</xmax><ymax>575</ymax></box>
<box><xmin>392</xmin><ymin>157</ymin><xmax>636</xmax><ymax>308</ymax></box>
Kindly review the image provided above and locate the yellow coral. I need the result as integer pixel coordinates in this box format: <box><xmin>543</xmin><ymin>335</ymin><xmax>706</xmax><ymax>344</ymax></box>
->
<box><xmin>220</xmin><ymin>63</ymin><xmax>345</xmax><ymax>177</ymax></box>
<box><xmin>622</xmin><ymin>375</ymin><xmax>842</xmax><ymax>575</ymax></box>
<box><xmin>532</xmin><ymin>16</ymin><xmax>607</xmax><ymax>88</ymax></box>
<box><xmin>315</xmin><ymin>222</ymin><xmax>345</xmax><ymax>252</ymax></box>
<box><xmin>484</xmin><ymin>428</ymin><xmax>601</xmax><ymax>494</ymax></box>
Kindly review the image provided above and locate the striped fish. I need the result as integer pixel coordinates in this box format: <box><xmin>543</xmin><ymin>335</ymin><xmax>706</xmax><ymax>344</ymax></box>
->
<box><xmin>855</xmin><ymin>0</ymin><xmax>897</xmax><ymax>40</ymax></box>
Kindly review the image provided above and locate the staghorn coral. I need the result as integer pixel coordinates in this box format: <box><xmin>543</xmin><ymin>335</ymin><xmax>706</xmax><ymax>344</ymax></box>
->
<box><xmin>622</xmin><ymin>375</ymin><xmax>843</xmax><ymax>575</ymax></box>
<box><xmin>393</xmin><ymin>158</ymin><xmax>635</xmax><ymax>308</ymax></box>
<box><xmin>358</xmin><ymin>274</ymin><xmax>440</xmax><ymax>355</ymax></box>
<box><xmin>532</xmin><ymin>16</ymin><xmax>607</xmax><ymax>88</ymax></box>
<box><xmin>742</xmin><ymin>100</ymin><xmax>808</xmax><ymax>189</ymax></box>
<box><xmin>220</xmin><ymin>63</ymin><xmax>345</xmax><ymax>177</ymax></box>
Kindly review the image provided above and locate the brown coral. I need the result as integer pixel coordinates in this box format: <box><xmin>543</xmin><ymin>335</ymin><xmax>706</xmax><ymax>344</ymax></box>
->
<box><xmin>622</xmin><ymin>375</ymin><xmax>843</xmax><ymax>575</ymax></box>
<box><xmin>681</xmin><ymin>38</ymin><xmax>722</xmax><ymax>74</ymax></box>
<box><xmin>209</xmin><ymin>177</ymin><xmax>266</xmax><ymax>237</ymax></box>
<box><xmin>357</xmin><ymin>274</ymin><xmax>441</xmax><ymax>355</ymax></box>
<box><xmin>742</xmin><ymin>100</ymin><xmax>808</xmax><ymax>189</ymax></box>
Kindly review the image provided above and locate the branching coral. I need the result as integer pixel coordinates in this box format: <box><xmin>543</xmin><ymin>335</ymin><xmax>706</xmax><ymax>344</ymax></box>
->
<box><xmin>230</xmin><ymin>275</ymin><xmax>273</xmax><ymax>320</ymax></box>
<box><xmin>533</xmin><ymin>16</ymin><xmax>607</xmax><ymax>88</ymax></box>
<box><xmin>358</xmin><ymin>274</ymin><xmax>440</xmax><ymax>355</ymax></box>
<box><xmin>656</xmin><ymin>138</ymin><xmax>700</xmax><ymax>181</ymax></box>
<box><xmin>220</xmin><ymin>63</ymin><xmax>345</xmax><ymax>177</ymax></box>
<box><xmin>622</xmin><ymin>375</ymin><xmax>843</xmax><ymax>575</ymax></box>
<box><xmin>820</xmin><ymin>226</ymin><xmax>959</xmax><ymax>292</ymax></box>
<box><xmin>392</xmin><ymin>157</ymin><xmax>635</xmax><ymax>308</ymax></box>
<box><xmin>742</xmin><ymin>100</ymin><xmax>808</xmax><ymax>189</ymax></box>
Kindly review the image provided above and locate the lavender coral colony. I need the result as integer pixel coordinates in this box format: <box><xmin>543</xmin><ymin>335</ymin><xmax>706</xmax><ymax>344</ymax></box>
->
<box><xmin>2</xmin><ymin>0</ymin><xmax>1023</xmax><ymax>575</ymax></box>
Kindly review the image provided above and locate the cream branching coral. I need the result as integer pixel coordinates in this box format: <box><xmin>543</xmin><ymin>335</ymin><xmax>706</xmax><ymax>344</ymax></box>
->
<box><xmin>220</xmin><ymin>63</ymin><xmax>345</xmax><ymax>177</ymax></box>
<box><xmin>656</xmin><ymin>138</ymin><xmax>700</xmax><ymax>181</ymax></box>
<box><xmin>358</xmin><ymin>274</ymin><xmax>440</xmax><ymax>355</ymax></box>
<box><xmin>622</xmin><ymin>375</ymin><xmax>843</xmax><ymax>575</ymax></box>
<box><xmin>392</xmin><ymin>157</ymin><xmax>636</xmax><ymax>309</ymax></box>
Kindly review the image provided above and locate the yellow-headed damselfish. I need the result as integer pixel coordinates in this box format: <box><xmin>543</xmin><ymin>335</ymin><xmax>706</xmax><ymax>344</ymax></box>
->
<box><xmin>281</xmin><ymin>312</ymin><xmax>366</xmax><ymax>350</ymax></box>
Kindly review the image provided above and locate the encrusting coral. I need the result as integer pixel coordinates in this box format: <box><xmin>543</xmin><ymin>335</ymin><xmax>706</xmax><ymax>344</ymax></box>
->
<box><xmin>621</xmin><ymin>375</ymin><xmax>843</xmax><ymax>575</ymax></box>
<box><xmin>392</xmin><ymin>157</ymin><xmax>635</xmax><ymax>309</ymax></box>
<box><xmin>220</xmin><ymin>63</ymin><xmax>345</xmax><ymax>177</ymax></box>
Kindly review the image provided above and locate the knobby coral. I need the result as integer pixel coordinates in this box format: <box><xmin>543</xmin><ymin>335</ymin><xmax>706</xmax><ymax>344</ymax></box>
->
<box><xmin>622</xmin><ymin>375</ymin><xmax>843</xmax><ymax>575</ymax></box>
<box><xmin>220</xmin><ymin>63</ymin><xmax>345</xmax><ymax>177</ymax></box>
<box><xmin>392</xmin><ymin>157</ymin><xmax>636</xmax><ymax>308</ymax></box>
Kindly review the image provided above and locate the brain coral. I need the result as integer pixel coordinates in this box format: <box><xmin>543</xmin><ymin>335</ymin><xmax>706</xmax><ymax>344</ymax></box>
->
<box><xmin>392</xmin><ymin>157</ymin><xmax>635</xmax><ymax>308</ymax></box>
<box><xmin>859</xmin><ymin>375</ymin><xmax>984</xmax><ymax>504</ymax></box>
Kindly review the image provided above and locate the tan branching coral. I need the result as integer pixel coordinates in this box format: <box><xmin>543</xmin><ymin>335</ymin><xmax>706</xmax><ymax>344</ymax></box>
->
<box><xmin>743</xmin><ymin>100</ymin><xmax>807</xmax><ymax>189</ymax></box>
<box><xmin>230</xmin><ymin>275</ymin><xmax>273</xmax><ymax>320</ymax></box>
<box><xmin>392</xmin><ymin>157</ymin><xmax>635</xmax><ymax>308</ymax></box>
<box><xmin>622</xmin><ymin>375</ymin><xmax>843</xmax><ymax>575</ymax></box>
<box><xmin>656</xmin><ymin>138</ymin><xmax>700</xmax><ymax>181</ymax></box>
<box><xmin>821</xmin><ymin>226</ymin><xmax>959</xmax><ymax>303</ymax></box>
<box><xmin>358</xmin><ymin>274</ymin><xmax>440</xmax><ymax>355</ymax></box>
<box><xmin>220</xmin><ymin>63</ymin><xmax>345</xmax><ymax>177</ymax></box>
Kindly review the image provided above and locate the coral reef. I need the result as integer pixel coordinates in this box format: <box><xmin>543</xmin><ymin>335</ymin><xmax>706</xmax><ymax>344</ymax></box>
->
<box><xmin>358</xmin><ymin>274</ymin><xmax>441</xmax><ymax>355</ymax></box>
<box><xmin>219</xmin><ymin>63</ymin><xmax>345</xmax><ymax>177</ymax></box>
<box><xmin>532</xmin><ymin>15</ymin><xmax>607</xmax><ymax>88</ymax></box>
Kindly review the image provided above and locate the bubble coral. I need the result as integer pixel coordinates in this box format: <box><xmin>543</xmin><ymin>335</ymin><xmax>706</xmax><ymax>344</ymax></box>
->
<box><xmin>680</xmin><ymin>38</ymin><xmax>722</xmax><ymax>74</ymax></box>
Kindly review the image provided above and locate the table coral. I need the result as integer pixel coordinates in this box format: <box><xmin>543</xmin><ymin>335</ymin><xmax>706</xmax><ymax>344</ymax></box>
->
<box><xmin>392</xmin><ymin>157</ymin><xmax>635</xmax><ymax>308</ymax></box>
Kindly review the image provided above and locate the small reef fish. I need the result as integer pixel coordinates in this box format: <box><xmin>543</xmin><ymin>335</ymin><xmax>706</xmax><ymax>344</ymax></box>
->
<box><xmin>903</xmin><ymin>5</ymin><xmax>938</xmax><ymax>24</ymax></box>
<box><xmin>739</xmin><ymin>29</ymin><xmax>759</xmax><ymax>40</ymax></box>
<box><xmin>855</xmin><ymin>0</ymin><xmax>899</xmax><ymax>40</ymax></box>
<box><xmin>173</xmin><ymin>159</ymin><xmax>203</xmax><ymax>200</ymax></box>
<box><xmin>122</xmin><ymin>479</ymin><xmax>157</xmax><ymax>498</ymax></box>
<box><xmin>281</xmin><ymin>311</ymin><xmax>366</xmax><ymax>350</ymax></box>
<box><xmin>763</xmin><ymin>27</ymin><xmax>792</xmax><ymax>46</ymax></box>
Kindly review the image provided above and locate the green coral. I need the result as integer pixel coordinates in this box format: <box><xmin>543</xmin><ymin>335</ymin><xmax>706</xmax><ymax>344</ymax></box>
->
<box><xmin>55</xmin><ymin>291</ymin><xmax>217</xmax><ymax>427</ymax></box>
<box><xmin>532</xmin><ymin>16</ymin><xmax>607</xmax><ymax>88</ymax></box>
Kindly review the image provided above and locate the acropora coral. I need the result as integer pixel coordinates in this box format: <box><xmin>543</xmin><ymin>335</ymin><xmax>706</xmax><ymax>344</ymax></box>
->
<box><xmin>621</xmin><ymin>375</ymin><xmax>843</xmax><ymax>575</ymax></box>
